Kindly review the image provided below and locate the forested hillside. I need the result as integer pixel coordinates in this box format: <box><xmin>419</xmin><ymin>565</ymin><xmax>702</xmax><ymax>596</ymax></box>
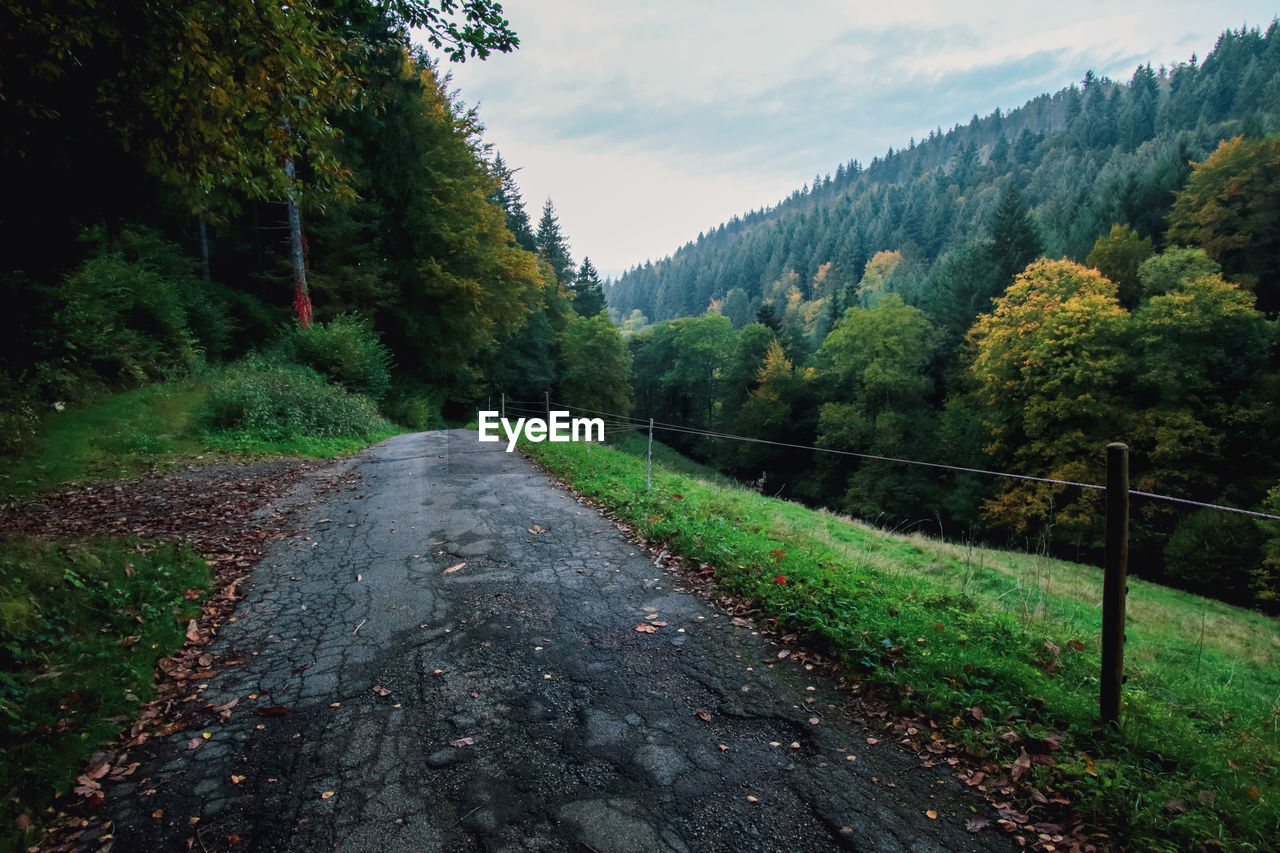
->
<box><xmin>0</xmin><ymin>0</ymin><xmax>628</xmax><ymax>453</ymax></box>
<box><xmin>608</xmin><ymin>23</ymin><xmax>1280</xmax><ymax>608</ymax></box>
<box><xmin>609</xmin><ymin>25</ymin><xmax>1280</xmax><ymax>325</ymax></box>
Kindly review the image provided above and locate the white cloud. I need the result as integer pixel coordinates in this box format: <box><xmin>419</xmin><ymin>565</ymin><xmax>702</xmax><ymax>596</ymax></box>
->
<box><xmin>438</xmin><ymin>1</ymin><xmax>1279</xmax><ymax>275</ymax></box>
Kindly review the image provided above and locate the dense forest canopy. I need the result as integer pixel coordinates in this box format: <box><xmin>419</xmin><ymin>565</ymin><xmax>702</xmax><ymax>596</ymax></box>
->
<box><xmin>0</xmin><ymin>0</ymin><xmax>630</xmax><ymax>430</ymax></box>
<box><xmin>607</xmin><ymin>22</ymin><xmax>1280</xmax><ymax>608</ymax></box>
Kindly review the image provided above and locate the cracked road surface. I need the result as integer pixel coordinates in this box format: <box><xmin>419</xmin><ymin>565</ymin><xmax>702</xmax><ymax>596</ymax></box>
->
<box><xmin>93</xmin><ymin>430</ymin><xmax>1009</xmax><ymax>852</ymax></box>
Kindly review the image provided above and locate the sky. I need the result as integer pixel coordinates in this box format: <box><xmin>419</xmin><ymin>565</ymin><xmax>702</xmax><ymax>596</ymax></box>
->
<box><xmin>437</xmin><ymin>1</ymin><xmax>1279</xmax><ymax>279</ymax></box>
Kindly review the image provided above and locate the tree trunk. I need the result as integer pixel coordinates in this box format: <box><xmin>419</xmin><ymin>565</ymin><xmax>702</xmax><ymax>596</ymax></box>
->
<box><xmin>284</xmin><ymin>157</ymin><xmax>312</xmax><ymax>327</ymax></box>
<box><xmin>197</xmin><ymin>215</ymin><xmax>211</xmax><ymax>283</ymax></box>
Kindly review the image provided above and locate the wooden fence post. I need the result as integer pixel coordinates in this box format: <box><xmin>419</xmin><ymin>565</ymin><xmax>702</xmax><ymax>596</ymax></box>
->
<box><xmin>545</xmin><ymin>391</ymin><xmax>550</xmax><ymax>422</ymax></box>
<box><xmin>500</xmin><ymin>392</ymin><xmax>505</xmax><ymax>421</ymax></box>
<box><xmin>1101</xmin><ymin>442</ymin><xmax>1130</xmax><ymax>728</ymax></box>
<box><xmin>647</xmin><ymin>418</ymin><xmax>654</xmax><ymax>491</ymax></box>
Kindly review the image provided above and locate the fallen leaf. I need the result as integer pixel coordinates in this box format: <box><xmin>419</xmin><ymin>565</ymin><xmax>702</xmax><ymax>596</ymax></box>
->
<box><xmin>230</xmin><ymin>775</ymin><xmax>245</xmax><ymax>784</ymax></box>
<box><xmin>635</xmin><ymin>624</ymin><xmax>657</xmax><ymax>633</ymax></box>
<box><xmin>1067</xmin><ymin>639</ymin><xmax>1085</xmax><ymax>651</ymax></box>
<box><xmin>321</xmin><ymin>791</ymin><xmax>335</xmax><ymax>800</ymax></box>
<box><xmin>372</xmin><ymin>685</ymin><xmax>391</xmax><ymax>697</ymax></box>
<box><xmin>1246</xmin><ymin>787</ymin><xmax>1260</xmax><ymax>801</ymax></box>
<box><xmin>925</xmin><ymin>810</ymin><xmax>938</xmax><ymax>819</ymax></box>
<box><xmin>256</xmin><ymin>705</ymin><xmax>290</xmax><ymax>716</ymax></box>
<box><xmin>443</xmin><ymin>562</ymin><xmax>465</xmax><ymax>574</ymax></box>
<box><xmin>866</xmin><ymin>737</ymin><xmax>879</xmax><ymax>745</ymax></box>
<box><xmin>528</xmin><ymin>525</ymin><xmax>546</xmax><ymax>534</ymax></box>
<box><xmin>971</xmin><ymin>707</ymin><xmax>985</xmax><ymax>723</ymax></box>
<box><xmin>670</xmin><ymin>494</ymin><xmax>684</xmax><ymax>500</ymax></box>
<box><xmin>965</xmin><ymin>817</ymin><xmax>990</xmax><ymax>833</ymax></box>
<box><xmin>746</xmin><ymin>795</ymin><xmax>759</xmax><ymax>803</ymax></box>
<box><xmin>695</xmin><ymin>709</ymin><xmax>712</xmax><ymax>722</ymax></box>
<box><xmin>227</xmin><ymin>833</ymin><xmax>241</xmax><ymax>847</ymax></box>
<box><xmin>1198</xmin><ymin>790</ymin><xmax>1216</xmax><ymax>805</ymax></box>
<box><xmin>1011</xmin><ymin>749</ymin><xmax>1033</xmax><ymax>781</ymax></box>
<box><xmin>774</xmin><ymin>574</ymin><xmax>787</xmax><ymax>584</ymax></box>
<box><xmin>151</xmin><ymin>809</ymin><xmax>164</xmax><ymax>819</ymax></box>
<box><xmin>451</xmin><ymin>737</ymin><xmax>475</xmax><ymax>748</ymax></box>
<box><xmin>719</xmin><ymin>744</ymin><xmax>729</xmax><ymax>751</ymax></box>
<box><xmin>185</xmin><ymin>620</ymin><xmax>200</xmax><ymax>643</ymax></box>
<box><xmin>769</xmin><ymin>549</ymin><xmax>786</xmax><ymax>561</ymax></box>
<box><xmin>1163</xmin><ymin>797</ymin><xmax>1188</xmax><ymax>815</ymax></box>
<box><xmin>14</xmin><ymin>814</ymin><xmax>30</xmax><ymax>831</ymax></box>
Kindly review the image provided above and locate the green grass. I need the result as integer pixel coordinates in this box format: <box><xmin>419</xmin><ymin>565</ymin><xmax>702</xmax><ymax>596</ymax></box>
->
<box><xmin>0</xmin><ymin>537</ymin><xmax>211</xmax><ymax>851</ymax></box>
<box><xmin>525</xmin><ymin>436</ymin><xmax>1280</xmax><ymax>852</ymax></box>
<box><xmin>0</xmin><ymin>375</ymin><xmax>398</xmax><ymax>850</ymax></box>
<box><xmin>0</xmin><ymin>378</ymin><xmax>398</xmax><ymax>500</ymax></box>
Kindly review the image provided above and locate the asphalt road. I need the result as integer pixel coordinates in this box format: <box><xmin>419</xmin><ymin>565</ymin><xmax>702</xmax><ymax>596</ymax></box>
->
<box><xmin>91</xmin><ymin>430</ymin><xmax>1010</xmax><ymax>852</ymax></box>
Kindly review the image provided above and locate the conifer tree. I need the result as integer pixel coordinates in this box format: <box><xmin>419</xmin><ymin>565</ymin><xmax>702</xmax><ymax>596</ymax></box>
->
<box><xmin>536</xmin><ymin>198</ymin><xmax>574</xmax><ymax>285</ymax></box>
<box><xmin>988</xmin><ymin>185</ymin><xmax>1042</xmax><ymax>286</ymax></box>
<box><xmin>572</xmin><ymin>257</ymin><xmax>606</xmax><ymax>317</ymax></box>
<box><xmin>491</xmin><ymin>154</ymin><xmax>536</xmax><ymax>252</ymax></box>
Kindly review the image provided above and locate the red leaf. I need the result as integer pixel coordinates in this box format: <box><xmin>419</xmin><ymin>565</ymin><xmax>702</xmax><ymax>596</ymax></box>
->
<box><xmin>774</xmin><ymin>574</ymin><xmax>787</xmax><ymax>585</ymax></box>
<box><xmin>256</xmin><ymin>705</ymin><xmax>291</xmax><ymax>716</ymax></box>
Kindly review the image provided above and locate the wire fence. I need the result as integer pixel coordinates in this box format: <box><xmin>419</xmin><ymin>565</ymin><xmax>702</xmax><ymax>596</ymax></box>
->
<box><xmin>502</xmin><ymin>397</ymin><xmax>1280</xmax><ymax>522</ymax></box>
<box><xmin>496</xmin><ymin>394</ymin><xmax>1280</xmax><ymax>727</ymax></box>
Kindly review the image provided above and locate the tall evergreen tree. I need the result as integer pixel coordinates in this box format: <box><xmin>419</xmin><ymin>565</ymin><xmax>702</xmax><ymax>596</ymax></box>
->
<box><xmin>536</xmin><ymin>198</ymin><xmax>574</xmax><ymax>285</ymax></box>
<box><xmin>572</xmin><ymin>257</ymin><xmax>607</xmax><ymax>317</ymax></box>
<box><xmin>988</xmin><ymin>185</ymin><xmax>1043</xmax><ymax>286</ymax></box>
<box><xmin>490</xmin><ymin>154</ymin><xmax>536</xmax><ymax>252</ymax></box>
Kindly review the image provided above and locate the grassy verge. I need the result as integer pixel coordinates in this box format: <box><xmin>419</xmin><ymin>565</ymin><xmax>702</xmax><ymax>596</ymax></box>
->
<box><xmin>525</xmin><ymin>437</ymin><xmax>1280</xmax><ymax>852</ymax></box>
<box><xmin>0</xmin><ymin>537</ymin><xmax>210</xmax><ymax>850</ymax></box>
<box><xmin>0</xmin><ymin>379</ymin><xmax>397</xmax><ymax>501</ymax></box>
<box><xmin>0</xmin><ymin>374</ymin><xmax>398</xmax><ymax>850</ymax></box>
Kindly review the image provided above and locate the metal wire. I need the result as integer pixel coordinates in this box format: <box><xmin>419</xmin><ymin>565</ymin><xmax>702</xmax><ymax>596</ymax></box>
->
<box><xmin>534</xmin><ymin>399</ymin><xmax>1280</xmax><ymax>522</ymax></box>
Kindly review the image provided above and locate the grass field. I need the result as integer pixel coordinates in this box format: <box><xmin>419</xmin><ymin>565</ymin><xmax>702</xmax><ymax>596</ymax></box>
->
<box><xmin>526</xmin><ymin>436</ymin><xmax>1280</xmax><ymax>852</ymax></box>
<box><xmin>0</xmin><ymin>380</ymin><xmax>396</xmax><ymax>501</ymax></box>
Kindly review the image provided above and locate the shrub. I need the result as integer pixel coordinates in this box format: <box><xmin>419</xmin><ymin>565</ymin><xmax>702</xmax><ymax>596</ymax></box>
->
<box><xmin>0</xmin><ymin>374</ymin><xmax>40</xmax><ymax>457</ymax></box>
<box><xmin>276</xmin><ymin>315</ymin><xmax>393</xmax><ymax>400</ymax></box>
<box><xmin>1163</xmin><ymin>509</ymin><xmax>1267</xmax><ymax>604</ymax></box>
<box><xmin>200</xmin><ymin>358</ymin><xmax>391</xmax><ymax>441</ymax></box>
<box><xmin>381</xmin><ymin>389</ymin><xmax>441</xmax><ymax>431</ymax></box>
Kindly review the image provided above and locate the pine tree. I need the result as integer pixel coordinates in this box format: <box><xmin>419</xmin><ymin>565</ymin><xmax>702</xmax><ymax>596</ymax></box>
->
<box><xmin>988</xmin><ymin>185</ymin><xmax>1042</xmax><ymax>286</ymax></box>
<box><xmin>536</xmin><ymin>198</ymin><xmax>574</xmax><ymax>284</ymax></box>
<box><xmin>572</xmin><ymin>257</ymin><xmax>606</xmax><ymax>317</ymax></box>
<box><xmin>491</xmin><ymin>154</ymin><xmax>536</xmax><ymax>252</ymax></box>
